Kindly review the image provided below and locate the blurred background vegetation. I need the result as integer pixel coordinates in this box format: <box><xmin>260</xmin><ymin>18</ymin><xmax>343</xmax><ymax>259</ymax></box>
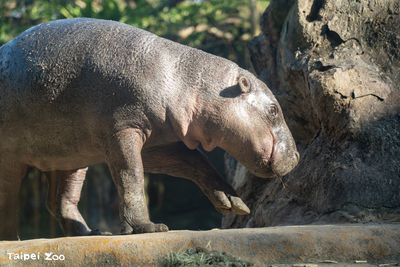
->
<box><xmin>0</xmin><ymin>0</ymin><xmax>269</xmax><ymax>239</ymax></box>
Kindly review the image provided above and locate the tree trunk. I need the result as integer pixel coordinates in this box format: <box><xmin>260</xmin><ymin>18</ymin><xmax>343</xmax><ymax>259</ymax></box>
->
<box><xmin>223</xmin><ymin>0</ymin><xmax>400</xmax><ymax>228</ymax></box>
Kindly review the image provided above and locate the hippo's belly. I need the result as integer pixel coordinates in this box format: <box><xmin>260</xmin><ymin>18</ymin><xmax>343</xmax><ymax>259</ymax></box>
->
<box><xmin>0</xmin><ymin>112</ymin><xmax>106</xmax><ymax>171</ymax></box>
<box><xmin>25</xmin><ymin>152</ymin><xmax>105</xmax><ymax>172</ymax></box>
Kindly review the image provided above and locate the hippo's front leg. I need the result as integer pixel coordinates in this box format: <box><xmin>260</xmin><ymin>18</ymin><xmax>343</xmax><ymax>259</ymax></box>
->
<box><xmin>142</xmin><ymin>143</ymin><xmax>250</xmax><ymax>215</ymax></box>
<box><xmin>105</xmin><ymin>128</ymin><xmax>168</xmax><ymax>234</ymax></box>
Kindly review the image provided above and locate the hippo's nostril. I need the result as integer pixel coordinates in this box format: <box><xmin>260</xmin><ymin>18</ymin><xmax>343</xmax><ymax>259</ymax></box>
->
<box><xmin>294</xmin><ymin>151</ymin><xmax>300</xmax><ymax>163</ymax></box>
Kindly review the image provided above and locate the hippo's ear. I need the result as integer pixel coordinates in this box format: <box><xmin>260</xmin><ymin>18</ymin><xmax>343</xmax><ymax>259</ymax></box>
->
<box><xmin>238</xmin><ymin>76</ymin><xmax>251</xmax><ymax>93</ymax></box>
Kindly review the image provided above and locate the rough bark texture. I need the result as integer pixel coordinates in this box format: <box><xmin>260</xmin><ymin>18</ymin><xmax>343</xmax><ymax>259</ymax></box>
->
<box><xmin>223</xmin><ymin>0</ymin><xmax>400</xmax><ymax>228</ymax></box>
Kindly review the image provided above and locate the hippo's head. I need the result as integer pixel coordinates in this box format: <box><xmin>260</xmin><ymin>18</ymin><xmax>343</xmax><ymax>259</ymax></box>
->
<box><xmin>195</xmin><ymin>68</ymin><xmax>299</xmax><ymax>178</ymax></box>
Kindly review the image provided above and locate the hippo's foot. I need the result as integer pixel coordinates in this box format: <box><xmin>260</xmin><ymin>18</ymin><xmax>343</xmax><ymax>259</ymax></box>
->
<box><xmin>88</xmin><ymin>229</ymin><xmax>113</xmax><ymax>236</ymax></box>
<box><xmin>121</xmin><ymin>222</ymin><xmax>169</xmax><ymax>234</ymax></box>
<box><xmin>211</xmin><ymin>190</ymin><xmax>250</xmax><ymax>215</ymax></box>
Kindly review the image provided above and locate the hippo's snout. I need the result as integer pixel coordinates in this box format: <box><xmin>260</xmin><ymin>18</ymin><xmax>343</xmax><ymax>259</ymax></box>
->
<box><xmin>295</xmin><ymin>151</ymin><xmax>300</xmax><ymax>162</ymax></box>
<box><xmin>252</xmin><ymin>149</ymin><xmax>300</xmax><ymax>179</ymax></box>
<box><xmin>272</xmin><ymin>150</ymin><xmax>300</xmax><ymax>177</ymax></box>
<box><xmin>293</xmin><ymin>151</ymin><xmax>300</xmax><ymax>165</ymax></box>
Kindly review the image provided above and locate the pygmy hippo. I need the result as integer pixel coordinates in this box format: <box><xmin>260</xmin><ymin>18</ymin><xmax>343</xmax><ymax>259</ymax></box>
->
<box><xmin>0</xmin><ymin>18</ymin><xmax>299</xmax><ymax>240</ymax></box>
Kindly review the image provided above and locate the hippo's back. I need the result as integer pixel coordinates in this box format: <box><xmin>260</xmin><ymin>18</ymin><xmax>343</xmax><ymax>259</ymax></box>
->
<box><xmin>0</xmin><ymin>19</ymin><xmax>177</xmax><ymax>168</ymax></box>
<box><xmin>0</xmin><ymin>18</ymin><xmax>161</xmax><ymax>111</ymax></box>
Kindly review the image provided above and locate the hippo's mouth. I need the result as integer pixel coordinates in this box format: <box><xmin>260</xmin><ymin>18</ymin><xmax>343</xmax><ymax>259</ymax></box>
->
<box><xmin>253</xmin><ymin>137</ymin><xmax>300</xmax><ymax>178</ymax></box>
<box><xmin>251</xmin><ymin>164</ymin><xmax>277</xmax><ymax>178</ymax></box>
<box><xmin>252</xmin><ymin>141</ymin><xmax>277</xmax><ymax>178</ymax></box>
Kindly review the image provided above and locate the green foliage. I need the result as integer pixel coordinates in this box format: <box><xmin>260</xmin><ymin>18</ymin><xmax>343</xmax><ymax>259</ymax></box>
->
<box><xmin>0</xmin><ymin>0</ymin><xmax>269</xmax><ymax>66</ymax></box>
<box><xmin>161</xmin><ymin>248</ymin><xmax>254</xmax><ymax>267</ymax></box>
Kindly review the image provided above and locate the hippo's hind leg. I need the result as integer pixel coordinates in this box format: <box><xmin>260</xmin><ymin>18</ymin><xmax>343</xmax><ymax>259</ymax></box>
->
<box><xmin>0</xmin><ymin>159</ymin><xmax>27</xmax><ymax>240</ymax></box>
<box><xmin>142</xmin><ymin>142</ymin><xmax>250</xmax><ymax>216</ymax></box>
<box><xmin>45</xmin><ymin>168</ymin><xmax>110</xmax><ymax>236</ymax></box>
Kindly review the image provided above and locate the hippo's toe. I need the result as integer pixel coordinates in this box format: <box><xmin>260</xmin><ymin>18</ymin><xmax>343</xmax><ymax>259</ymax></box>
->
<box><xmin>89</xmin><ymin>229</ymin><xmax>112</xmax><ymax>236</ymax></box>
<box><xmin>131</xmin><ymin>222</ymin><xmax>169</xmax><ymax>234</ymax></box>
<box><xmin>154</xmin><ymin>223</ymin><xmax>169</xmax><ymax>232</ymax></box>
<box><xmin>211</xmin><ymin>190</ymin><xmax>250</xmax><ymax>215</ymax></box>
<box><xmin>229</xmin><ymin>196</ymin><xmax>250</xmax><ymax>215</ymax></box>
<box><xmin>213</xmin><ymin>190</ymin><xmax>232</xmax><ymax>212</ymax></box>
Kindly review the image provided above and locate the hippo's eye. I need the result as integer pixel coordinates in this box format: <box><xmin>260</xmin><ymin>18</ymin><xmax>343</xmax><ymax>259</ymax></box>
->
<box><xmin>269</xmin><ymin>105</ymin><xmax>278</xmax><ymax>117</ymax></box>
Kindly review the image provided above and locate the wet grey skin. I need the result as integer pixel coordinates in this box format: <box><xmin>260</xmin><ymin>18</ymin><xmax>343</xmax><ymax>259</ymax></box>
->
<box><xmin>0</xmin><ymin>18</ymin><xmax>299</xmax><ymax>240</ymax></box>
